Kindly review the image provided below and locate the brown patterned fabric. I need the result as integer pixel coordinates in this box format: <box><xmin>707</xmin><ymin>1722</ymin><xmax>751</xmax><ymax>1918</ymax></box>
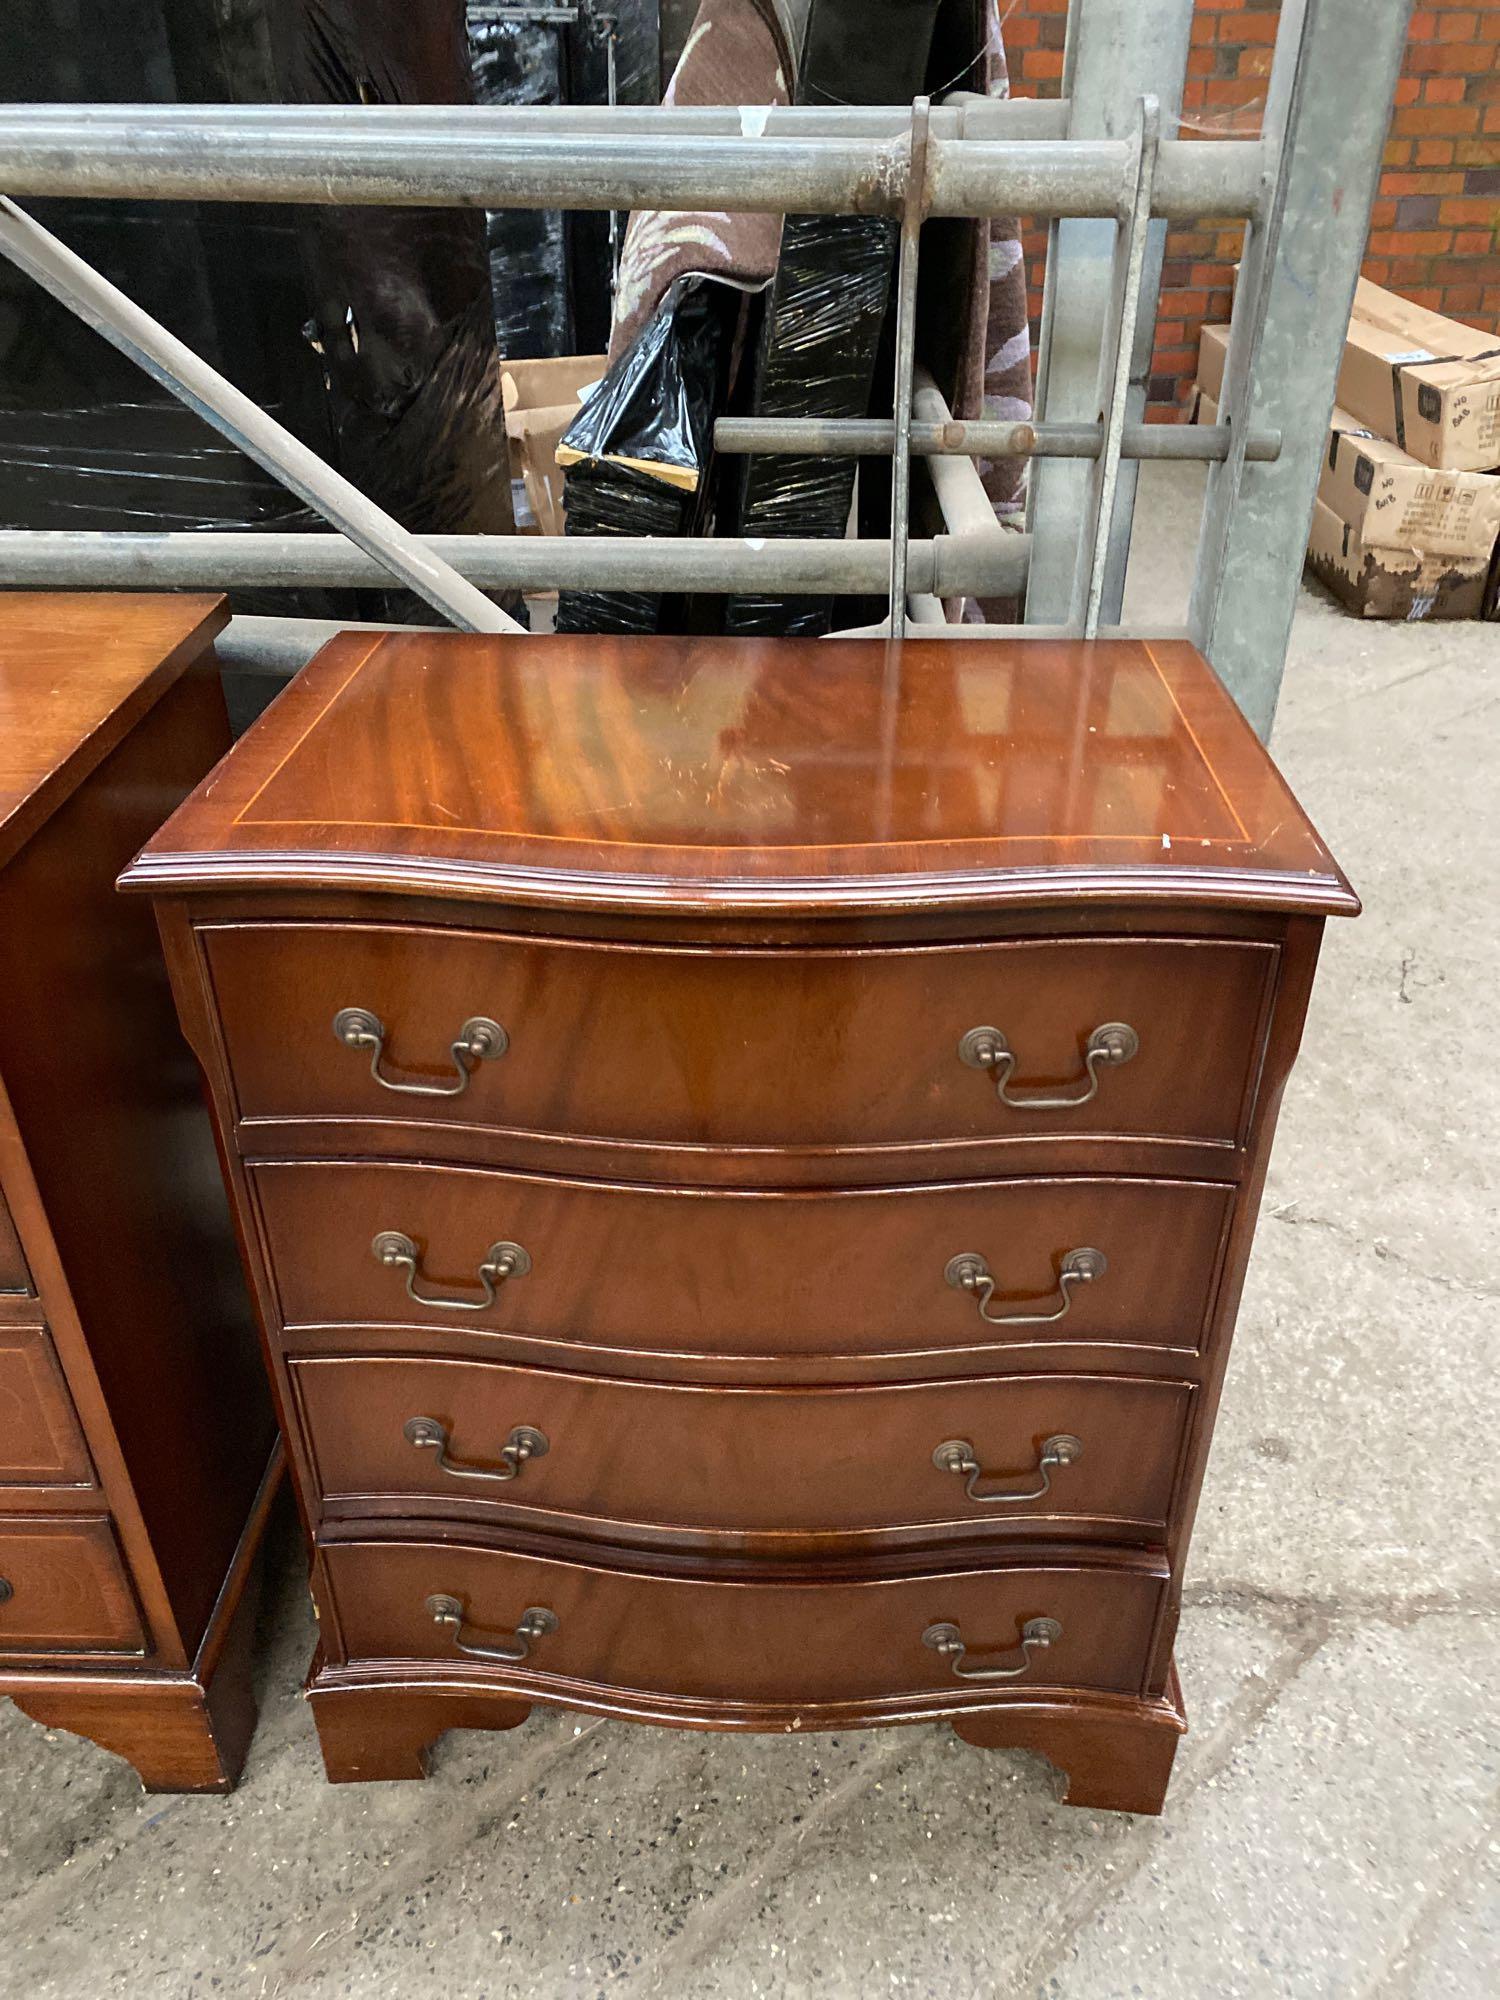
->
<box><xmin>607</xmin><ymin>0</ymin><xmax>795</xmax><ymax>362</ymax></box>
<box><xmin>606</xmin><ymin>0</ymin><xmax>1030</xmax><ymax>623</ymax></box>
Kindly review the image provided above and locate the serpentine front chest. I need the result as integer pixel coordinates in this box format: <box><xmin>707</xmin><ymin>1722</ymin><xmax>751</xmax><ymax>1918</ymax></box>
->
<box><xmin>124</xmin><ymin>630</ymin><xmax>1356</xmax><ymax>1813</ymax></box>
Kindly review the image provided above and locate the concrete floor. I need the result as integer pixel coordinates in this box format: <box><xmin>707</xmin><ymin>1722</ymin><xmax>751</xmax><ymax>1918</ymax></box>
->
<box><xmin>3</xmin><ymin>466</ymin><xmax>1496</xmax><ymax>1998</ymax></box>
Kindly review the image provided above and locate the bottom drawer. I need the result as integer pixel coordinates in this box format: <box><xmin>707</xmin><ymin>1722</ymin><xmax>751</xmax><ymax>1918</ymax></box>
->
<box><xmin>0</xmin><ymin>1516</ymin><xmax>145</xmax><ymax>1654</ymax></box>
<box><xmin>321</xmin><ymin>1538</ymin><xmax>1166</xmax><ymax>1709</ymax></box>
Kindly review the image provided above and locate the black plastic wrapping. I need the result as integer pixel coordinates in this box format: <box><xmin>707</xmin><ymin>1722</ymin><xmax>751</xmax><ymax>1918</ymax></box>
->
<box><xmin>468</xmin><ymin>2</ymin><xmax>662</xmax><ymax>362</ymax></box>
<box><xmin>2</xmin><ymin>0</ymin><xmax>526</xmax><ymax>644</ymax></box>
<box><xmin>468</xmin><ymin>10</ymin><xmax>571</xmax><ymax>360</ymax></box>
<box><xmin>721</xmin><ymin>213</ymin><xmax>897</xmax><ymax>635</ymax></box>
<box><xmin>271</xmin><ymin>0</ymin><xmax>519</xmax><ymax>624</ymax></box>
<box><xmin>555</xmin><ymin>276</ymin><xmax>732</xmax><ymax>634</ymax></box>
<box><xmin>0</xmin><ymin>0</ymin><xmax>342</xmax><ymax>622</ymax></box>
<box><xmin>721</xmin><ymin>0</ymin><xmax>948</xmax><ymax>637</ymax></box>
<box><xmin>553</xmin><ymin>466</ymin><xmax>694</xmax><ymax>636</ymax></box>
<box><xmin>566</xmin><ymin>1</ymin><xmax>663</xmax><ymax>354</ymax></box>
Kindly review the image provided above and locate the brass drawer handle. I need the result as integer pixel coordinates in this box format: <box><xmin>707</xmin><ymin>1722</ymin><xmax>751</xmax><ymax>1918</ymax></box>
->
<box><xmin>933</xmin><ymin>1432</ymin><xmax>1083</xmax><ymax>1503</ymax></box>
<box><xmin>944</xmin><ymin>1247</ymin><xmax>1105</xmax><ymax>1326</ymax></box>
<box><xmin>372</xmin><ymin>1231</ymin><xmax>530</xmax><ymax>1313</ymax></box>
<box><xmin>959</xmin><ymin>1022</ymin><xmax>1138</xmax><ymax>1109</ymax></box>
<box><xmin>427</xmin><ymin>1594</ymin><xmax>558</xmax><ymax>1664</ymax></box>
<box><xmin>333</xmin><ymin>1006</ymin><xmax>507</xmax><ymax>1098</ymax></box>
<box><xmin>0</xmin><ymin>1576</ymin><xmax>12</xmax><ymax>1606</ymax></box>
<box><xmin>404</xmin><ymin>1416</ymin><xmax>549</xmax><ymax>1482</ymax></box>
<box><xmin>923</xmin><ymin>1615</ymin><xmax>1061</xmax><ymax>1682</ymax></box>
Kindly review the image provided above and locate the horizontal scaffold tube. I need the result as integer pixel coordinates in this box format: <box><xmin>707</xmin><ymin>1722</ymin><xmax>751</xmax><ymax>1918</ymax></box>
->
<box><xmin>714</xmin><ymin>417</ymin><xmax>1281</xmax><ymax>462</ymax></box>
<box><xmin>0</xmin><ymin>530</ymin><xmax>1032</xmax><ymax>599</ymax></box>
<box><xmin>0</xmin><ymin>106</ymin><xmax>1267</xmax><ymax>220</ymax></box>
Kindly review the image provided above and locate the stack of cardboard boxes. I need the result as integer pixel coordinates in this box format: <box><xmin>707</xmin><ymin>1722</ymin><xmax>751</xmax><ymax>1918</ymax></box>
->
<box><xmin>1194</xmin><ymin>280</ymin><xmax>1500</xmax><ymax>621</ymax></box>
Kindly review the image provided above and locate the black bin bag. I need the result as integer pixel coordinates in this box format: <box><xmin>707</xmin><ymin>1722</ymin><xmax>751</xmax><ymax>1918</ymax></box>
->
<box><xmin>554</xmin><ymin>276</ymin><xmax>734</xmax><ymax>635</ymax></box>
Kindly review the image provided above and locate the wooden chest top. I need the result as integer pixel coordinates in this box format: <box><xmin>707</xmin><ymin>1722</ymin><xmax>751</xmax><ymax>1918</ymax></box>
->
<box><xmin>0</xmin><ymin>592</ymin><xmax>227</xmax><ymax>870</ymax></box>
<box><xmin>122</xmin><ymin>630</ymin><xmax>1355</xmax><ymax>920</ymax></box>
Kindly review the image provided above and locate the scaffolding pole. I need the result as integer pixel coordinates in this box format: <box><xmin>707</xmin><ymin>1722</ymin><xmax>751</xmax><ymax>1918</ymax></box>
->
<box><xmin>0</xmin><ymin>531</ymin><xmax>1030</xmax><ymax>600</ymax></box>
<box><xmin>0</xmin><ymin>104</ymin><xmax>1267</xmax><ymax>220</ymax></box>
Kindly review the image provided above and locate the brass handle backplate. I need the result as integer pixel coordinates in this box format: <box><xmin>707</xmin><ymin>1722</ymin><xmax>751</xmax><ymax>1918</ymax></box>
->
<box><xmin>933</xmin><ymin>1433</ymin><xmax>1083</xmax><ymax>1504</ymax></box>
<box><xmin>923</xmin><ymin>1615</ymin><xmax>1061</xmax><ymax>1682</ymax></box>
<box><xmin>427</xmin><ymin>1594</ymin><xmax>558</xmax><ymax>1664</ymax></box>
<box><xmin>944</xmin><ymin>1248</ymin><xmax>1105</xmax><ymax>1326</ymax></box>
<box><xmin>959</xmin><ymin>1022</ymin><xmax>1138</xmax><ymax>1109</ymax></box>
<box><xmin>373</xmin><ymin>1231</ymin><xmax>530</xmax><ymax>1313</ymax></box>
<box><xmin>334</xmin><ymin>1006</ymin><xmax>507</xmax><ymax>1098</ymax></box>
<box><xmin>404</xmin><ymin>1416</ymin><xmax>549</xmax><ymax>1483</ymax></box>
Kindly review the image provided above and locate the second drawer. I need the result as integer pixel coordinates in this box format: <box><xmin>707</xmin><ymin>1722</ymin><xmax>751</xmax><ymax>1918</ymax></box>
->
<box><xmin>255</xmin><ymin>1161</ymin><xmax>1233</xmax><ymax>1359</ymax></box>
<box><xmin>290</xmin><ymin>1355</ymin><xmax>1195</xmax><ymax>1545</ymax></box>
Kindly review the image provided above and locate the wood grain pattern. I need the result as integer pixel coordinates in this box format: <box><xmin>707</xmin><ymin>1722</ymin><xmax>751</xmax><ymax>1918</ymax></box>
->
<box><xmin>0</xmin><ymin>1326</ymin><xmax>95</xmax><ymax>1490</ymax></box>
<box><xmin>0</xmin><ymin>654</ymin><xmax>273</xmax><ymax>1653</ymax></box>
<box><xmin>0</xmin><ymin>1515</ymin><xmax>145</xmax><ymax>1653</ymax></box>
<box><xmin>0</xmin><ymin>593</ymin><xmax>228</xmax><ymax>870</ymax></box>
<box><xmin>8</xmin><ymin>1671</ymin><xmax>256</xmax><ymax>1795</ymax></box>
<box><xmin>206</xmin><ymin>922</ymin><xmax>1277</xmax><ymax>1165</ymax></box>
<box><xmin>305</xmin><ymin>1661</ymin><xmax>1184</xmax><ymax>1809</ymax></box>
<box><xmin>253</xmin><ymin>1160</ymin><xmax>1232</xmax><ymax>1361</ymax></box>
<box><xmin>290</xmin><ymin>1355</ymin><xmax>1193</xmax><ymax>1547</ymax></box>
<box><xmin>122</xmin><ymin>633</ymin><xmax>1358</xmax><ymax>919</ymax></box>
<box><xmin>5</xmin><ymin>1449</ymin><xmax>281</xmax><ymax>1792</ymax></box>
<box><xmin>309</xmin><ymin>1672</ymin><xmax>532</xmax><ymax>1783</ymax></box>
<box><xmin>136</xmin><ymin>630</ymin><xmax>1354</xmax><ymax>1813</ymax></box>
<box><xmin>320</xmin><ymin>1535</ymin><xmax>1168</xmax><ymax>1708</ymax></box>
<box><xmin>951</xmin><ymin>1666</ymin><xmax>1187</xmax><ymax>1814</ymax></box>
<box><xmin>0</xmin><ymin>592</ymin><xmax>276</xmax><ymax>1791</ymax></box>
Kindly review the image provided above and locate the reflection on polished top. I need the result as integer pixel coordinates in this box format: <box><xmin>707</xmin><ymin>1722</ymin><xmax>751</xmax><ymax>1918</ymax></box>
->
<box><xmin>124</xmin><ymin>632</ymin><xmax>1357</xmax><ymax>917</ymax></box>
<box><xmin>1</xmin><ymin>591</ymin><xmax>227</xmax><ymax>867</ymax></box>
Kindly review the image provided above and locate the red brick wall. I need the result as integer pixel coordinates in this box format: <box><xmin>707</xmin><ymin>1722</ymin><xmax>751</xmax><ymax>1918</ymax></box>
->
<box><xmin>1003</xmin><ymin>0</ymin><xmax>1500</xmax><ymax>418</ymax></box>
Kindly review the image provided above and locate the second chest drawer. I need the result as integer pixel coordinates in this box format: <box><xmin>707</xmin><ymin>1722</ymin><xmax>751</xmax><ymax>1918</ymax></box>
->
<box><xmin>290</xmin><ymin>1355</ymin><xmax>1194</xmax><ymax>1544</ymax></box>
<box><xmin>255</xmin><ymin>1161</ymin><xmax>1233</xmax><ymax>1359</ymax></box>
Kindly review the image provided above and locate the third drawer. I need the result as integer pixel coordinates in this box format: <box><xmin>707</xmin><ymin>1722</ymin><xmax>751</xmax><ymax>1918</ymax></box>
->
<box><xmin>289</xmin><ymin>1354</ymin><xmax>1195</xmax><ymax>1546</ymax></box>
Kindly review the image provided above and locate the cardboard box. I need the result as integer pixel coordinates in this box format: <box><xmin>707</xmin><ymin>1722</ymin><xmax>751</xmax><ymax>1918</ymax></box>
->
<box><xmin>1336</xmin><ymin>280</ymin><xmax>1500</xmax><ymax>473</ymax></box>
<box><xmin>501</xmin><ymin>354</ymin><xmax>606</xmax><ymax>537</ymax></box>
<box><xmin>1321</xmin><ymin>408</ymin><xmax>1500</xmax><ymax>562</ymax></box>
<box><xmin>1201</xmin><ymin>299</ymin><xmax>1500</xmax><ymax>476</ymax></box>
<box><xmin>1192</xmin><ymin>318</ymin><xmax>1499</xmax><ymax>618</ymax></box>
<box><xmin>1306</xmin><ymin>496</ymin><xmax>1489</xmax><ymax>620</ymax></box>
<box><xmin>1195</xmin><ymin>323</ymin><xmax>1230</xmax><ymax>408</ymax></box>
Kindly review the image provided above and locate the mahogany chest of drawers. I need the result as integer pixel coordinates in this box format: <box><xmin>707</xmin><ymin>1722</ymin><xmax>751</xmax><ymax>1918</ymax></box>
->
<box><xmin>124</xmin><ymin>629</ymin><xmax>1356</xmax><ymax>1814</ymax></box>
<box><xmin>1</xmin><ymin>593</ymin><xmax>278</xmax><ymax>1791</ymax></box>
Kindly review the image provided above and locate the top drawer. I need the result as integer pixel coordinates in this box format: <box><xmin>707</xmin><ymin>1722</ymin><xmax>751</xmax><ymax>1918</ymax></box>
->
<box><xmin>204</xmin><ymin>923</ymin><xmax>1276</xmax><ymax>1166</ymax></box>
